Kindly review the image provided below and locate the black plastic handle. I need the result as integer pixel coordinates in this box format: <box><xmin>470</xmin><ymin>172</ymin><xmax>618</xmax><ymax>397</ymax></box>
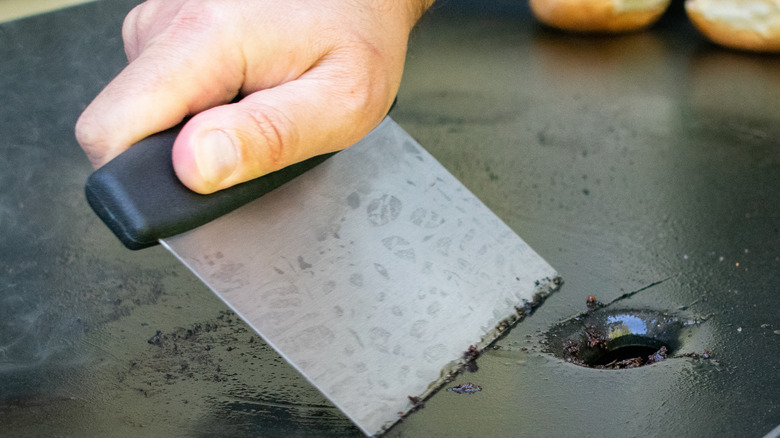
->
<box><xmin>85</xmin><ymin>127</ymin><xmax>334</xmax><ymax>250</ymax></box>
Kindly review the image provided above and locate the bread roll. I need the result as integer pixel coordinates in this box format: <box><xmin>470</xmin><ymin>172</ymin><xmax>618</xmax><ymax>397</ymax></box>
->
<box><xmin>529</xmin><ymin>0</ymin><xmax>671</xmax><ymax>33</ymax></box>
<box><xmin>686</xmin><ymin>0</ymin><xmax>780</xmax><ymax>52</ymax></box>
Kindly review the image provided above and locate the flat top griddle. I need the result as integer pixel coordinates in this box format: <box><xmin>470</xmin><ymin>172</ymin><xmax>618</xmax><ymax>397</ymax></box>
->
<box><xmin>1</xmin><ymin>1</ymin><xmax>778</xmax><ymax>436</ymax></box>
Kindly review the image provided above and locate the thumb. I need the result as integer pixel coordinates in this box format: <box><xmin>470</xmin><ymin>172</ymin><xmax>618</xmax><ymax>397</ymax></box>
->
<box><xmin>172</xmin><ymin>70</ymin><xmax>393</xmax><ymax>194</ymax></box>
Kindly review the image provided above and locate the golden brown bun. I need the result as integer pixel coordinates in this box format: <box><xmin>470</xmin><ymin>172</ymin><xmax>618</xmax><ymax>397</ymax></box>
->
<box><xmin>686</xmin><ymin>0</ymin><xmax>780</xmax><ymax>52</ymax></box>
<box><xmin>529</xmin><ymin>0</ymin><xmax>671</xmax><ymax>33</ymax></box>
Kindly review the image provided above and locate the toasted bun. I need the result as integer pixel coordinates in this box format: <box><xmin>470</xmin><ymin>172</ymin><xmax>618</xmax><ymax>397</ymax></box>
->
<box><xmin>686</xmin><ymin>0</ymin><xmax>780</xmax><ymax>52</ymax></box>
<box><xmin>529</xmin><ymin>0</ymin><xmax>671</xmax><ymax>33</ymax></box>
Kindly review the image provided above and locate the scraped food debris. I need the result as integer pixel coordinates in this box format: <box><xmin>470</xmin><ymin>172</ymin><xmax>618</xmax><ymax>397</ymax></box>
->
<box><xmin>464</xmin><ymin>345</ymin><xmax>481</xmax><ymax>361</ymax></box>
<box><xmin>584</xmin><ymin>326</ymin><xmax>607</xmax><ymax>349</ymax></box>
<box><xmin>462</xmin><ymin>345</ymin><xmax>482</xmax><ymax>372</ymax></box>
<box><xmin>393</xmin><ymin>277</ymin><xmax>561</xmax><ymax>429</ymax></box>
<box><xmin>646</xmin><ymin>346</ymin><xmax>668</xmax><ymax>364</ymax></box>
<box><xmin>586</xmin><ymin>295</ymin><xmax>600</xmax><ymax>312</ymax></box>
<box><xmin>594</xmin><ymin>346</ymin><xmax>668</xmax><ymax>369</ymax></box>
<box><xmin>682</xmin><ymin>350</ymin><xmax>711</xmax><ymax>360</ymax></box>
<box><xmin>563</xmin><ymin>339</ymin><xmax>580</xmax><ymax>357</ymax></box>
<box><xmin>447</xmin><ymin>383</ymin><xmax>482</xmax><ymax>394</ymax></box>
<box><xmin>407</xmin><ymin>396</ymin><xmax>425</xmax><ymax>413</ymax></box>
<box><xmin>596</xmin><ymin>356</ymin><xmax>643</xmax><ymax>369</ymax></box>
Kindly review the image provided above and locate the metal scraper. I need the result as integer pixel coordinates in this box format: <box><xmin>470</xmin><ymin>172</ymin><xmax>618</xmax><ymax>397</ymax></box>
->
<box><xmin>85</xmin><ymin>117</ymin><xmax>560</xmax><ymax>436</ymax></box>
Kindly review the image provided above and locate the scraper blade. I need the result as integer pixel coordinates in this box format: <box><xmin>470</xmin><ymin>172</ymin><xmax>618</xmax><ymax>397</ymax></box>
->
<box><xmin>88</xmin><ymin>117</ymin><xmax>560</xmax><ymax>435</ymax></box>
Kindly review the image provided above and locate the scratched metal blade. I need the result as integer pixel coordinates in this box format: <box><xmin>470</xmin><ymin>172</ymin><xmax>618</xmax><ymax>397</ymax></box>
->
<box><xmin>161</xmin><ymin>118</ymin><xmax>558</xmax><ymax>436</ymax></box>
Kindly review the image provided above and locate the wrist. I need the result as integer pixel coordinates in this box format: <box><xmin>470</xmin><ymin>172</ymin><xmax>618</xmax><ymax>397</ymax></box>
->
<box><xmin>359</xmin><ymin>0</ymin><xmax>435</xmax><ymax>33</ymax></box>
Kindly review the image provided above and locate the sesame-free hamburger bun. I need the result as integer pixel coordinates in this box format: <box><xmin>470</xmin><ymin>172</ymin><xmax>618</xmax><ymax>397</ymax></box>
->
<box><xmin>529</xmin><ymin>0</ymin><xmax>672</xmax><ymax>33</ymax></box>
<box><xmin>686</xmin><ymin>0</ymin><xmax>780</xmax><ymax>52</ymax></box>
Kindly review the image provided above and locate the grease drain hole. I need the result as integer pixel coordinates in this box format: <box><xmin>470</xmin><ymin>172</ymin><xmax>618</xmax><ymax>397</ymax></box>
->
<box><xmin>591</xmin><ymin>345</ymin><xmax>660</xmax><ymax>367</ymax></box>
<box><xmin>545</xmin><ymin>309</ymin><xmax>690</xmax><ymax>370</ymax></box>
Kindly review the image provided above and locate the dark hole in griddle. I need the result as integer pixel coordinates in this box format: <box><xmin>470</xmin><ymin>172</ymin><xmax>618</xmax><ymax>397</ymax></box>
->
<box><xmin>544</xmin><ymin>303</ymin><xmax>694</xmax><ymax>370</ymax></box>
<box><xmin>589</xmin><ymin>345</ymin><xmax>664</xmax><ymax>367</ymax></box>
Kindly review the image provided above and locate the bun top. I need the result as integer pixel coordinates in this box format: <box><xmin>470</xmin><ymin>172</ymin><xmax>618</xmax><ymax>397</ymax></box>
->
<box><xmin>616</xmin><ymin>0</ymin><xmax>672</xmax><ymax>13</ymax></box>
<box><xmin>530</xmin><ymin>0</ymin><xmax>672</xmax><ymax>33</ymax></box>
<box><xmin>686</xmin><ymin>0</ymin><xmax>780</xmax><ymax>37</ymax></box>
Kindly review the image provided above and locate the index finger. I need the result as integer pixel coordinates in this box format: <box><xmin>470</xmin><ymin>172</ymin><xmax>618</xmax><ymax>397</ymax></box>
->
<box><xmin>75</xmin><ymin>28</ymin><xmax>241</xmax><ymax>168</ymax></box>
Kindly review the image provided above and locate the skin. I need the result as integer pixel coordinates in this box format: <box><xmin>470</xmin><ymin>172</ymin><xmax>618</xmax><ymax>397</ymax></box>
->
<box><xmin>75</xmin><ymin>0</ymin><xmax>434</xmax><ymax>194</ymax></box>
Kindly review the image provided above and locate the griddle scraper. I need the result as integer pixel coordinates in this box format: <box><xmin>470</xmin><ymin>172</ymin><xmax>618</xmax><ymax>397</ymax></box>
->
<box><xmin>85</xmin><ymin>117</ymin><xmax>560</xmax><ymax>436</ymax></box>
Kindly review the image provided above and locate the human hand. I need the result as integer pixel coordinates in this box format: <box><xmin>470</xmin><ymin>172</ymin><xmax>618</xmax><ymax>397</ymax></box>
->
<box><xmin>76</xmin><ymin>0</ymin><xmax>432</xmax><ymax>194</ymax></box>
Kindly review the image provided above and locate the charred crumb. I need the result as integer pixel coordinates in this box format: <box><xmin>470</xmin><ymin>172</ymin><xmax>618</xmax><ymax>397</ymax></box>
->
<box><xmin>584</xmin><ymin>326</ymin><xmax>608</xmax><ymax>349</ymax></box>
<box><xmin>444</xmin><ymin>370</ymin><xmax>457</xmax><ymax>384</ymax></box>
<box><xmin>494</xmin><ymin>320</ymin><xmax>510</xmax><ymax>336</ymax></box>
<box><xmin>146</xmin><ymin>320</ymin><xmax>222</xmax><ymax>347</ymax></box>
<box><xmin>395</xmin><ymin>395</ymin><xmax>427</xmax><ymax>422</ymax></box>
<box><xmin>523</xmin><ymin>301</ymin><xmax>534</xmax><ymax>316</ymax></box>
<box><xmin>511</xmin><ymin>290</ymin><xmax>554</xmax><ymax>329</ymax></box>
<box><xmin>563</xmin><ymin>339</ymin><xmax>580</xmax><ymax>357</ymax></box>
<box><xmin>447</xmin><ymin>383</ymin><xmax>482</xmax><ymax>394</ymax></box>
<box><xmin>681</xmin><ymin>350</ymin><xmax>712</xmax><ymax>360</ymax></box>
<box><xmin>147</xmin><ymin>330</ymin><xmax>164</xmax><ymax>346</ymax></box>
<box><xmin>463</xmin><ymin>345</ymin><xmax>481</xmax><ymax>372</ymax></box>
<box><xmin>592</xmin><ymin>346</ymin><xmax>669</xmax><ymax>370</ymax></box>
<box><xmin>407</xmin><ymin>396</ymin><xmax>425</xmax><ymax>413</ymax></box>
<box><xmin>464</xmin><ymin>345</ymin><xmax>481</xmax><ymax>361</ymax></box>
<box><xmin>129</xmin><ymin>310</ymin><xmax>258</xmax><ymax>389</ymax></box>
<box><xmin>597</xmin><ymin>356</ymin><xmax>644</xmax><ymax>369</ymax></box>
<box><xmin>586</xmin><ymin>295</ymin><xmax>601</xmax><ymax>312</ymax></box>
<box><xmin>392</xmin><ymin>278</ymin><xmax>561</xmax><ymax>431</ymax></box>
<box><xmin>646</xmin><ymin>346</ymin><xmax>668</xmax><ymax>364</ymax></box>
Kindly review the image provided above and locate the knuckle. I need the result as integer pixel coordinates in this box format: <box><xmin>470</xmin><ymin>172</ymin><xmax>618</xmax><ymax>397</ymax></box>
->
<box><xmin>74</xmin><ymin>113</ymin><xmax>98</xmax><ymax>147</ymax></box>
<box><xmin>121</xmin><ymin>5</ymin><xmax>144</xmax><ymax>58</ymax></box>
<box><xmin>124</xmin><ymin>0</ymin><xmax>221</xmax><ymax>55</ymax></box>
<box><xmin>167</xmin><ymin>1</ymin><xmax>220</xmax><ymax>36</ymax></box>
<box><xmin>74</xmin><ymin>114</ymin><xmax>110</xmax><ymax>166</ymax></box>
<box><xmin>121</xmin><ymin>5</ymin><xmax>140</xmax><ymax>40</ymax></box>
<box><xmin>122</xmin><ymin>2</ymin><xmax>160</xmax><ymax>43</ymax></box>
<box><xmin>336</xmin><ymin>60</ymin><xmax>395</xmax><ymax>129</ymax></box>
<box><xmin>243</xmin><ymin>106</ymin><xmax>296</xmax><ymax>171</ymax></box>
<box><xmin>331</xmin><ymin>39</ymin><xmax>400</xmax><ymax>119</ymax></box>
